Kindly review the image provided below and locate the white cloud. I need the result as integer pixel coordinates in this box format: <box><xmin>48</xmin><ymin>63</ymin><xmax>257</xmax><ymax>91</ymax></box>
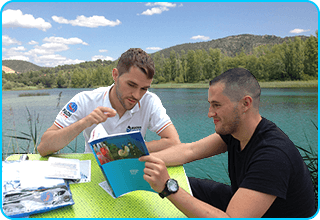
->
<box><xmin>139</xmin><ymin>2</ymin><xmax>178</xmax><ymax>15</ymax></box>
<box><xmin>43</xmin><ymin>36</ymin><xmax>88</xmax><ymax>45</ymax></box>
<box><xmin>146</xmin><ymin>47</ymin><xmax>162</xmax><ymax>51</ymax></box>
<box><xmin>92</xmin><ymin>55</ymin><xmax>114</xmax><ymax>61</ymax></box>
<box><xmin>191</xmin><ymin>35</ymin><xmax>210</xmax><ymax>41</ymax></box>
<box><xmin>99</xmin><ymin>49</ymin><xmax>108</xmax><ymax>53</ymax></box>
<box><xmin>11</xmin><ymin>46</ymin><xmax>26</xmax><ymax>51</ymax></box>
<box><xmin>2</xmin><ymin>35</ymin><xmax>22</xmax><ymax>46</ymax></box>
<box><xmin>2</xmin><ymin>9</ymin><xmax>52</xmax><ymax>31</ymax></box>
<box><xmin>3</xmin><ymin>56</ymin><xmax>30</xmax><ymax>61</ymax></box>
<box><xmin>28</xmin><ymin>40</ymin><xmax>39</xmax><ymax>45</ymax></box>
<box><xmin>40</xmin><ymin>43</ymin><xmax>69</xmax><ymax>52</ymax></box>
<box><xmin>2</xmin><ymin>46</ymin><xmax>29</xmax><ymax>61</ymax></box>
<box><xmin>289</xmin><ymin>28</ymin><xmax>310</xmax><ymax>34</ymax></box>
<box><xmin>34</xmin><ymin>54</ymin><xmax>85</xmax><ymax>67</ymax></box>
<box><xmin>141</xmin><ymin>7</ymin><xmax>168</xmax><ymax>15</ymax></box>
<box><xmin>52</xmin><ymin>15</ymin><xmax>121</xmax><ymax>28</ymax></box>
<box><xmin>28</xmin><ymin>43</ymin><xmax>69</xmax><ymax>56</ymax></box>
<box><xmin>146</xmin><ymin>2</ymin><xmax>176</xmax><ymax>7</ymax></box>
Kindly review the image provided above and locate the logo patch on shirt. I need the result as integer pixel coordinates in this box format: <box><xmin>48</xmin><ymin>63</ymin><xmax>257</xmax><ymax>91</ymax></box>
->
<box><xmin>67</xmin><ymin>102</ymin><xmax>78</xmax><ymax>113</ymax></box>
<box><xmin>126</xmin><ymin>126</ymin><xmax>141</xmax><ymax>132</ymax></box>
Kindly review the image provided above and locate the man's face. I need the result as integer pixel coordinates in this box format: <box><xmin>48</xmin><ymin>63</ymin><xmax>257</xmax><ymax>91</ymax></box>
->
<box><xmin>208</xmin><ymin>83</ymin><xmax>241</xmax><ymax>135</ymax></box>
<box><xmin>114</xmin><ymin>66</ymin><xmax>152</xmax><ymax>111</ymax></box>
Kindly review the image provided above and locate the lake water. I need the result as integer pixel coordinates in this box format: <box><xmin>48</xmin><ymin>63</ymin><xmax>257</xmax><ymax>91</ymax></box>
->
<box><xmin>2</xmin><ymin>87</ymin><xmax>318</xmax><ymax>184</ymax></box>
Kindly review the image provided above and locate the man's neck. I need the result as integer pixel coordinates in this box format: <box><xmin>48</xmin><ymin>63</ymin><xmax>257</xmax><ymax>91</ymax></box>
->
<box><xmin>233</xmin><ymin>114</ymin><xmax>262</xmax><ymax>151</ymax></box>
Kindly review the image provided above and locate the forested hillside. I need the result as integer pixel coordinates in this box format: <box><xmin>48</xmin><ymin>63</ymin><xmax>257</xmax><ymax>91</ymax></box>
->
<box><xmin>2</xmin><ymin>33</ymin><xmax>318</xmax><ymax>90</ymax></box>
<box><xmin>2</xmin><ymin>60</ymin><xmax>46</xmax><ymax>73</ymax></box>
<box><xmin>151</xmin><ymin>34</ymin><xmax>309</xmax><ymax>58</ymax></box>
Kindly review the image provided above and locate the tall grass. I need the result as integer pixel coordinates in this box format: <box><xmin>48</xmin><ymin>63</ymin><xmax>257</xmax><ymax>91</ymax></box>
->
<box><xmin>4</xmin><ymin>106</ymin><xmax>41</xmax><ymax>157</ymax></box>
<box><xmin>295</xmin><ymin>121</ymin><xmax>318</xmax><ymax>210</ymax></box>
<box><xmin>3</xmin><ymin>92</ymin><xmax>80</xmax><ymax>160</ymax></box>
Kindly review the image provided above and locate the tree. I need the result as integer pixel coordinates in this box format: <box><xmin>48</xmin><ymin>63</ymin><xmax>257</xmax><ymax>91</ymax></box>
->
<box><xmin>70</xmin><ymin>68</ymin><xmax>83</xmax><ymax>88</ymax></box>
<box><xmin>209</xmin><ymin>48</ymin><xmax>222</xmax><ymax>78</ymax></box>
<box><xmin>169</xmin><ymin>50</ymin><xmax>177</xmax><ymax>81</ymax></box>
<box><xmin>186</xmin><ymin>50</ymin><xmax>197</xmax><ymax>82</ymax></box>
<box><xmin>56</xmin><ymin>71</ymin><xmax>67</xmax><ymax>88</ymax></box>
<box><xmin>304</xmin><ymin>31</ymin><xmax>318</xmax><ymax>78</ymax></box>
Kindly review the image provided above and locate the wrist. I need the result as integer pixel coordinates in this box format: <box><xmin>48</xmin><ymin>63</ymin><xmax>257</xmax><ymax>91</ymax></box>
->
<box><xmin>159</xmin><ymin>179</ymin><xmax>179</xmax><ymax>198</ymax></box>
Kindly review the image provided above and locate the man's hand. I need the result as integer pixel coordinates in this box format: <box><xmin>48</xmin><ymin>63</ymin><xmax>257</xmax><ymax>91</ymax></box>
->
<box><xmin>139</xmin><ymin>155</ymin><xmax>170</xmax><ymax>193</ymax></box>
<box><xmin>81</xmin><ymin>106</ymin><xmax>117</xmax><ymax>127</ymax></box>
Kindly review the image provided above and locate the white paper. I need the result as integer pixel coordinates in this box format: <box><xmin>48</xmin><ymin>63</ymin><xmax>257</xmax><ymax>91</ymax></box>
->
<box><xmin>88</xmin><ymin>123</ymin><xmax>109</xmax><ymax>143</ymax></box>
<box><xmin>46</xmin><ymin>157</ymin><xmax>81</xmax><ymax>180</ymax></box>
<box><xmin>99</xmin><ymin>181</ymin><xmax>116</xmax><ymax>199</ymax></box>
<box><xmin>68</xmin><ymin>160</ymin><xmax>91</xmax><ymax>184</ymax></box>
<box><xmin>19</xmin><ymin>161</ymin><xmax>64</xmax><ymax>189</ymax></box>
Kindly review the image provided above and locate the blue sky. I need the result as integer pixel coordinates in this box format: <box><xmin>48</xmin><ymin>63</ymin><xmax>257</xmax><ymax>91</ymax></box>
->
<box><xmin>1</xmin><ymin>1</ymin><xmax>319</xmax><ymax>67</ymax></box>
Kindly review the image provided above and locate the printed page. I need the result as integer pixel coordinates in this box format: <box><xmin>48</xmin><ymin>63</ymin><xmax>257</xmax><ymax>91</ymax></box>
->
<box><xmin>46</xmin><ymin>157</ymin><xmax>81</xmax><ymax>180</ymax></box>
<box><xmin>68</xmin><ymin>160</ymin><xmax>91</xmax><ymax>184</ymax></box>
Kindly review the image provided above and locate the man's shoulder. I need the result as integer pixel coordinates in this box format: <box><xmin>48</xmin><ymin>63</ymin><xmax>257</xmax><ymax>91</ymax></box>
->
<box><xmin>141</xmin><ymin>91</ymin><xmax>161</xmax><ymax>103</ymax></box>
<box><xmin>78</xmin><ymin>86</ymin><xmax>111</xmax><ymax>99</ymax></box>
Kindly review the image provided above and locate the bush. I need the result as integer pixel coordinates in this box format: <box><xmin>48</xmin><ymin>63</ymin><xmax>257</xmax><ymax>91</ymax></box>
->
<box><xmin>3</xmin><ymin>81</ymin><xmax>14</xmax><ymax>90</ymax></box>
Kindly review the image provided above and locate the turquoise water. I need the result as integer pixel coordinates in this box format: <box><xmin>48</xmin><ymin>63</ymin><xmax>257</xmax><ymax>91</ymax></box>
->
<box><xmin>2</xmin><ymin>87</ymin><xmax>318</xmax><ymax>183</ymax></box>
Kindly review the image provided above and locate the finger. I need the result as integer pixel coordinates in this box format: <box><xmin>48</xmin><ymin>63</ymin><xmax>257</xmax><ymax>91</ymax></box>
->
<box><xmin>100</xmin><ymin>107</ymin><xmax>117</xmax><ymax>117</ymax></box>
<box><xmin>139</xmin><ymin>155</ymin><xmax>151</xmax><ymax>162</ymax></box>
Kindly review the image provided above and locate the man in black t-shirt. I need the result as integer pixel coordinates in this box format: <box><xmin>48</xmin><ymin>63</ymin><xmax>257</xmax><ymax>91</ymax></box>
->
<box><xmin>139</xmin><ymin>68</ymin><xmax>316</xmax><ymax>218</ymax></box>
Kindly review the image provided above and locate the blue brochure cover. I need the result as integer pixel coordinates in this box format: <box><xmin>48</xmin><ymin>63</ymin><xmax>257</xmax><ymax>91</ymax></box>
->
<box><xmin>89</xmin><ymin>128</ymin><xmax>154</xmax><ymax>198</ymax></box>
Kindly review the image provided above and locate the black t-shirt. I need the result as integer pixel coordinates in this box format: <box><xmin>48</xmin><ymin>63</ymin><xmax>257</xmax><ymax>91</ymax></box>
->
<box><xmin>220</xmin><ymin>117</ymin><xmax>316</xmax><ymax>218</ymax></box>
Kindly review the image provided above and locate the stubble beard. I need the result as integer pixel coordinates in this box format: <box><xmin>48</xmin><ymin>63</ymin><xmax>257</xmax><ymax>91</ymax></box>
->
<box><xmin>215</xmin><ymin>106</ymin><xmax>241</xmax><ymax>136</ymax></box>
<box><xmin>115</xmin><ymin>82</ymin><xmax>135</xmax><ymax>111</ymax></box>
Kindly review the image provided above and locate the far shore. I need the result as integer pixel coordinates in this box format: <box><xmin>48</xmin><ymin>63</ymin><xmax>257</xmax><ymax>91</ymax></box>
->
<box><xmin>151</xmin><ymin>80</ymin><xmax>318</xmax><ymax>89</ymax></box>
<box><xmin>2</xmin><ymin>80</ymin><xmax>318</xmax><ymax>91</ymax></box>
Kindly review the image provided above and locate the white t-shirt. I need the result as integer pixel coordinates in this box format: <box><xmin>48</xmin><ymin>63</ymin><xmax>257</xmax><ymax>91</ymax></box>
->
<box><xmin>54</xmin><ymin>85</ymin><xmax>172</xmax><ymax>152</ymax></box>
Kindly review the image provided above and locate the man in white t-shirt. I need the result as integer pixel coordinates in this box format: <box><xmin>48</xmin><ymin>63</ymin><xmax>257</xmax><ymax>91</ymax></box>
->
<box><xmin>37</xmin><ymin>48</ymin><xmax>180</xmax><ymax>156</ymax></box>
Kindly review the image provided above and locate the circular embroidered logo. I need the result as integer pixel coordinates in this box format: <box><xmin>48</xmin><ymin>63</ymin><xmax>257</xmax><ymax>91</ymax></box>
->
<box><xmin>67</xmin><ymin>102</ymin><xmax>78</xmax><ymax>113</ymax></box>
<box><xmin>41</xmin><ymin>191</ymin><xmax>53</xmax><ymax>203</ymax></box>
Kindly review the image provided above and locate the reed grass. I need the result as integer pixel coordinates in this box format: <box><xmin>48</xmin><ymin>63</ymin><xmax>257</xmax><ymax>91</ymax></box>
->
<box><xmin>295</xmin><ymin>121</ymin><xmax>318</xmax><ymax>210</ymax></box>
<box><xmin>18</xmin><ymin>92</ymin><xmax>50</xmax><ymax>97</ymax></box>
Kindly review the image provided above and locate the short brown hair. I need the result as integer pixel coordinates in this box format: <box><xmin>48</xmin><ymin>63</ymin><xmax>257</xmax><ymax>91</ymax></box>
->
<box><xmin>117</xmin><ymin>48</ymin><xmax>155</xmax><ymax>79</ymax></box>
<box><xmin>210</xmin><ymin>68</ymin><xmax>261</xmax><ymax>109</ymax></box>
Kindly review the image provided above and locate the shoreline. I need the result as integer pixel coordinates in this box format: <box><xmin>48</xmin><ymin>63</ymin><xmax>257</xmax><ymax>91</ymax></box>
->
<box><xmin>2</xmin><ymin>80</ymin><xmax>318</xmax><ymax>91</ymax></box>
<box><xmin>151</xmin><ymin>80</ymin><xmax>318</xmax><ymax>89</ymax></box>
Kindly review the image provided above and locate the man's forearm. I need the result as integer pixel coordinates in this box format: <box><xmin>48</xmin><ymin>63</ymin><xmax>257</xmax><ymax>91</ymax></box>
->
<box><xmin>168</xmin><ymin>188</ymin><xmax>230</xmax><ymax>218</ymax></box>
<box><xmin>37</xmin><ymin>119</ymin><xmax>88</xmax><ymax>156</ymax></box>
<box><xmin>146</xmin><ymin>136</ymin><xmax>180</xmax><ymax>153</ymax></box>
<box><xmin>150</xmin><ymin>143</ymin><xmax>193</xmax><ymax>166</ymax></box>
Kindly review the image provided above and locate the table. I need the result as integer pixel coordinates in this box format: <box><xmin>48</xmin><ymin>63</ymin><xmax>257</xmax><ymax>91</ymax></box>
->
<box><xmin>5</xmin><ymin>153</ymin><xmax>191</xmax><ymax>218</ymax></box>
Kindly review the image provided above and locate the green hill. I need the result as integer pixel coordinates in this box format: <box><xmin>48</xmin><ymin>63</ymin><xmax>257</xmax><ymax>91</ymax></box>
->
<box><xmin>2</xmin><ymin>60</ymin><xmax>46</xmax><ymax>73</ymax></box>
<box><xmin>152</xmin><ymin>34</ymin><xmax>309</xmax><ymax>58</ymax></box>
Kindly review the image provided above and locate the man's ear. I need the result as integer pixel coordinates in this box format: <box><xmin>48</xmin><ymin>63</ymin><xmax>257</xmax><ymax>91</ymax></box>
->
<box><xmin>242</xmin><ymin>96</ymin><xmax>253</xmax><ymax>112</ymax></box>
<box><xmin>112</xmin><ymin>68</ymin><xmax>119</xmax><ymax>81</ymax></box>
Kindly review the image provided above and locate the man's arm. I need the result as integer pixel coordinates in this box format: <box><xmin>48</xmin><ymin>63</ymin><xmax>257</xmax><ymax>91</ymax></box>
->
<box><xmin>140</xmin><ymin>155</ymin><xmax>276</xmax><ymax>218</ymax></box>
<box><xmin>150</xmin><ymin>133</ymin><xmax>227</xmax><ymax>166</ymax></box>
<box><xmin>168</xmin><ymin>186</ymin><xmax>276</xmax><ymax>218</ymax></box>
<box><xmin>145</xmin><ymin>124</ymin><xmax>180</xmax><ymax>153</ymax></box>
<box><xmin>37</xmin><ymin>107</ymin><xmax>116</xmax><ymax>157</ymax></box>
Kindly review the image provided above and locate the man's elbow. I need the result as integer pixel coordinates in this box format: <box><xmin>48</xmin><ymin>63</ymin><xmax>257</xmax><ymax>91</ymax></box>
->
<box><xmin>168</xmin><ymin>135</ymin><xmax>181</xmax><ymax>146</ymax></box>
<box><xmin>37</xmin><ymin>142</ymin><xmax>51</xmax><ymax>157</ymax></box>
<box><xmin>37</xmin><ymin>144</ymin><xmax>46</xmax><ymax>157</ymax></box>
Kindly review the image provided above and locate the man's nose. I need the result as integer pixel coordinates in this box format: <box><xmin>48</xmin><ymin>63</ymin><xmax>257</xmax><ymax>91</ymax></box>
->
<box><xmin>208</xmin><ymin>109</ymin><xmax>217</xmax><ymax>118</ymax></box>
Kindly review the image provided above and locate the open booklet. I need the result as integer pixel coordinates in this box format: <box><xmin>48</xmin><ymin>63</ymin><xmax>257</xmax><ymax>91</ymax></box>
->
<box><xmin>88</xmin><ymin>124</ymin><xmax>154</xmax><ymax>198</ymax></box>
